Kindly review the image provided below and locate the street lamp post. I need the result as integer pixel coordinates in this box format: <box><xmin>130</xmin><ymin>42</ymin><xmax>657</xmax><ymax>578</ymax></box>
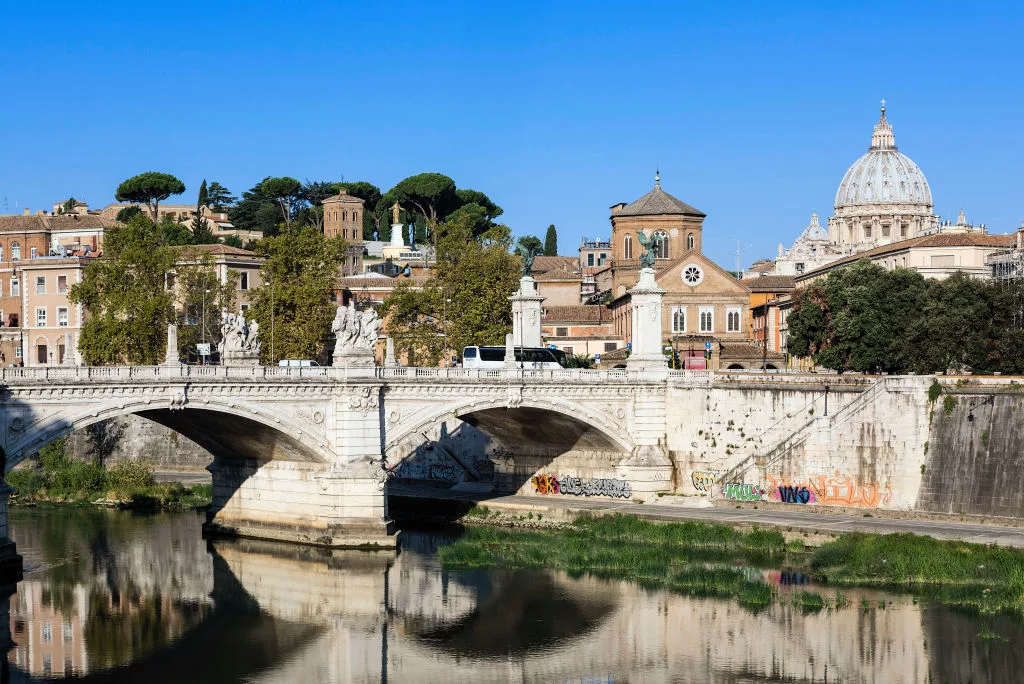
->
<box><xmin>201</xmin><ymin>287</ymin><xmax>211</xmax><ymax>365</ymax></box>
<box><xmin>442</xmin><ymin>296</ymin><xmax>451</xmax><ymax>365</ymax></box>
<box><xmin>269</xmin><ymin>276</ymin><xmax>275</xmax><ymax>363</ymax></box>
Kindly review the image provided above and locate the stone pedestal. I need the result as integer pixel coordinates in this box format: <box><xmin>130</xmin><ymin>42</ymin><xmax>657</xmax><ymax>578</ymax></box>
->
<box><xmin>384</xmin><ymin>337</ymin><xmax>400</xmax><ymax>367</ymax></box>
<box><xmin>503</xmin><ymin>333</ymin><xmax>517</xmax><ymax>368</ymax></box>
<box><xmin>333</xmin><ymin>348</ymin><xmax>376</xmax><ymax>367</ymax></box>
<box><xmin>163</xmin><ymin>324</ymin><xmax>182</xmax><ymax>366</ymax></box>
<box><xmin>626</xmin><ymin>268</ymin><xmax>668</xmax><ymax>370</ymax></box>
<box><xmin>62</xmin><ymin>331</ymin><xmax>77</xmax><ymax>366</ymax></box>
<box><xmin>222</xmin><ymin>349</ymin><xmax>260</xmax><ymax>366</ymax></box>
<box><xmin>509</xmin><ymin>276</ymin><xmax>545</xmax><ymax>349</ymax></box>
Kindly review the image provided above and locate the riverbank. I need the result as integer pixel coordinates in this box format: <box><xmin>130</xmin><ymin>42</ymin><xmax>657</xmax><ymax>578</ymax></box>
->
<box><xmin>441</xmin><ymin>513</ymin><xmax>1024</xmax><ymax>619</ymax></box>
<box><xmin>7</xmin><ymin>439</ymin><xmax>212</xmax><ymax>511</ymax></box>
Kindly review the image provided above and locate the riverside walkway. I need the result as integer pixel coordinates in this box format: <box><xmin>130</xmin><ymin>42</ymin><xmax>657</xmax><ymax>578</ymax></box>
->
<box><xmin>389</xmin><ymin>484</ymin><xmax>1024</xmax><ymax>548</ymax></box>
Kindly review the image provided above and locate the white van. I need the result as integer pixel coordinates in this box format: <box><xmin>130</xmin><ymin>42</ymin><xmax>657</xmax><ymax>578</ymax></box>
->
<box><xmin>277</xmin><ymin>360</ymin><xmax>320</xmax><ymax>367</ymax></box>
<box><xmin>462</xmin><ymin>346</ymin><xmax>564</xmax><ymax>369</ymax></box>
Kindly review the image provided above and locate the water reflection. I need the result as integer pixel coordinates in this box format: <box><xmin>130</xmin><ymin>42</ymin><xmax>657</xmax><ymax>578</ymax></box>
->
<box><xmin>2</xmin><ymin>509</ymin><xmax>1023</xmax><ymax>683</ymax></box>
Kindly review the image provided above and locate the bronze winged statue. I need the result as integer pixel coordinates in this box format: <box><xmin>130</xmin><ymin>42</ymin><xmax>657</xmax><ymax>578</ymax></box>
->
<box><xmin>636</xmin><ymin>231</ymin><xmax>661</xmax><ymax>268</ymax></box>
<box><xmin>515</xmin><ymin>242</ymin><xmax>544</xmax><ymax>277</ymax></box>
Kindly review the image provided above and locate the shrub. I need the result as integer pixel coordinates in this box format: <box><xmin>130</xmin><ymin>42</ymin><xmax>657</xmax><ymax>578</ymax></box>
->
<box><xmin>107</xmin><ymin>460</ymin><xmax>156</xmax><ymax>495</ymax></box>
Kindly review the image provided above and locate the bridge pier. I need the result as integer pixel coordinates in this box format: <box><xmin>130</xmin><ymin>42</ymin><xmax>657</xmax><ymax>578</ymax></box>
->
<box><xmin>0</xmin><ymin>481</ymin><xmax>22</xmax><ymax>579</ymax></box>
<box><xmin>204</xmin><ymin>459</ymin><xmax>395</xmax><ymax>548</ymax></box>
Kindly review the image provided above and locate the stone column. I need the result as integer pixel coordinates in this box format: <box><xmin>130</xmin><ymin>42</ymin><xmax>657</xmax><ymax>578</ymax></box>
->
<box><xmin>384</xmin><ymin>337</ymin><xmax>399</xmax><ymax>367</ymax></box>
<box><xmin>163</xmin><ymin>324</ymin><xmax>182</xmax><ymax>366</ymax></box>
<box><xmin>62</xmin><ymin>331</ymin><xmax>77</xmax><ymax>366</ymax></box>
<box><xmin>509</xmin><ymin>275</ymin><xmax>545</xmax><ymax>349</ymax></box>
<box><xmin>626</xmin><ymin>268</ymin><xmax>668</xmax><ymax>370</ymax></box>
<box><xmin>503</xmin><ymin>332</ymin><xmax>517</xmax><ymax>368</ymax></box>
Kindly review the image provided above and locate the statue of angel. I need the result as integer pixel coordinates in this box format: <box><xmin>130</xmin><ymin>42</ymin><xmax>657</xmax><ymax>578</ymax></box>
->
<box><xmin>514</xmin><ymin>241</ymin><xmax>543</xmax><ymax>277</ymax></box>
<box><xmin>358</xmin><ymin>308</ymin><xmax>382</xmax><ymax>349</ymax></box>
<box><xmin>636</xmin><ymin>231</ymin><xmax>661</xmax><ymax>268</ymax></box>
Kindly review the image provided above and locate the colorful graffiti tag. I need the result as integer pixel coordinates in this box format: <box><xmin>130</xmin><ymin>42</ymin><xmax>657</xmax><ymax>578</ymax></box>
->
<box><xmin>531</xmin><ymin>475</ymin><xmax>632</xmax><ymax>499</ymax></box>
<box><xmin>721</xmin><ymin>483</ymin><xmax>765</xmax><ymax>502</ymax></box>
<box><xmin>690</xmin><ymin>470</ymin><xmax>719</xmax><ymax>493</ymax></box>
<box><xmin>765</xmin><ymin>473</ymin><xmax>892</xmax><ymax>508</ymax></box>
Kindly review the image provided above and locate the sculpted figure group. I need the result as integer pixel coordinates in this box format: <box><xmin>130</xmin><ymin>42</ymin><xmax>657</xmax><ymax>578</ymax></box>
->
<box><xmin>332</xmin><ymin>303</ymin><xmax>382</xmax><ymax>354</ymax></box>
<box><xmin>218</xmin><ymin>312</ymin><xmax>261</xmax><ymax>357</ymax></box>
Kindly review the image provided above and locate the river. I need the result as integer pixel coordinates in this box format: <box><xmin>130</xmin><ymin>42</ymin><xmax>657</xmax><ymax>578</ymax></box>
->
<box><xmin>1</xmin><ymin>508</ymin><xmax>1021</xmax><ymax>683</ymax></box>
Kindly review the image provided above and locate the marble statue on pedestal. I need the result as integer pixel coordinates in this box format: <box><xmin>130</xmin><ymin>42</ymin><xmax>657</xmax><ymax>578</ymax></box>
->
<box><xmin>218</xmin><ymin>312</ymin><xmax>261</xmax><ymax>366</ymax></box>
<box><xmin>332</xmin><ymin>303</ymin><xmax>382</xmax><ymax>366</ymax></box>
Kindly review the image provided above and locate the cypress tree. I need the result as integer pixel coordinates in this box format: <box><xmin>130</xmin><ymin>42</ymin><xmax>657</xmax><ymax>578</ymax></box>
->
<box><xmin>544</xmin><ymin>224</ymin><xmax>558</xmax><ymax>256</ymax></box>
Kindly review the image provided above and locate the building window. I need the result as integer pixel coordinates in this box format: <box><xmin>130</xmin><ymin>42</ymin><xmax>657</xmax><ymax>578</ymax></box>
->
<box><xmin>672</xmin><ymin>307</ymin><xmax>686</xmax><ymax>333</ymax></box>
<box><xmin>30</xmin><ymin>246</ymin><xmax>37</xmax><ymax>258</ymax></box>
<box><xmin>36</xmin><ymin>307</ymin><xmax>47</xmax><ymax>327</ymax></box>
<box><xmin>882</xmin><ymin>224</ymin><xmax>890</xmax><ymax>237</ymax></box>
<box><xmin>166</xmin><ymin>273</ymin><xmax>176</xmax><ymax>290</ymax></box>
<box><xmin>623</xmin><ymin>234</ymin><xmax>633</xmax><ymax>259</ymax></box>
<box><xmin>795</xmin><ymin>262</ymin><xmax>805</xmax><ymax>274</ymax></box>
<box><xmin>35</xmin><ymin>276</ymin><xmax>45</xmax><ymax>294</ymax></box>
<box><xmin>58</xmin><ymin>307</ymin><xmax>69</xmax><ymax>327</ymax></box>
<box><xmin>0</xmin><ymin>245</ymin><xmax>3</xmax><ymax>261</ymax></box>
<box><xmin>687</xmin><ymin>233</ymin><xmax>694</xmax><ymax>251</ymax></box>
<box><xmin>599</xmin><ymin>253</ymin><xmax>607</xmax><ymax>265</ymax></box>
<box><xmin>900</xmin><ymin>223</ymin><xmax>908</xmax><ymax>238</ymax></box>
<box><xmin>240</xmin><ymin>303</ymin><xmax>250</xmax><ymax>312</ymax></box>
<box><xmin>653</xmin><ymin>231</ymin><xmax>669</xmax><ymax>259</ymax></box>
<box><xmin>556</xmin><ymin>327</ymin><xmax>568</xmax><ymax>337</ymax></box>
<box><xmin>11</xmin><ymin>279</ymin><xmax>19</xmax><ymax>297</ymax></box>
<box><xmin>37</xmin><ymin>343</ymin><xmax>48</xmax><ymax>364</ymax></box>
<box><xmin>587</xmin><ymin>253</ymin><xmax>594</xmax><ymax>266</ymax></box>
<box><xmin>699</xmin><ymin>307</ymin><xmax>714</xmax><ymax>333</ymax></box>
<box><xmin>864</xmin><ymin>225</ymin><xmax>872</xmax><ymax>239</ymax></box>
<box><xmin>726</xmin><ymin>308</ymin><xmax>741</xmax><ymax>333</ymax></box>
<box><xmin>11</xmin><ymin>242</ymin><xmax>20</xmax><ymax>260</ymax></box>
<box><xmin>57</xmin><ymin>275</ymin><xmax>67</xmax><ymax>293</ymax></box>
<box><xmin>604</xmin><ymin>342</ymin><xmax>616</xmax><ymax>352</ymax></box>
<box><xmin>563</xmin><ymin>346</ymin><xmax>574</xmax><ymax>355</ymax></box>
<box><xmin>14</xmin><ymin>344</ymin><xmax>21</xmax><ymax>359</ymax></box>
<box><xmin>239</xmin><ymin>272</ymin><xmax>249</xmax><ymax>290</ymax></box>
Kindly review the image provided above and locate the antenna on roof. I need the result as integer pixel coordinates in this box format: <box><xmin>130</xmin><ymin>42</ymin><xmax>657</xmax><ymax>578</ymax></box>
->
<box><xmin>731</xmin><ymin>238</ymin><xmax>752</xmax><ymax>280</ymax></box>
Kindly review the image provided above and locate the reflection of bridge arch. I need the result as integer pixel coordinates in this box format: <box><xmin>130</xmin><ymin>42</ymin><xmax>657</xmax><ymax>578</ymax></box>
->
<box><xmin>387</xmin><ymin>397</ymin><xmax>635</xmax><ymax>458</ymax></box>
<box><xmin>4</xmin><ymin>397</ymin><xmax>333</xmax><ymax>469</ymax></box>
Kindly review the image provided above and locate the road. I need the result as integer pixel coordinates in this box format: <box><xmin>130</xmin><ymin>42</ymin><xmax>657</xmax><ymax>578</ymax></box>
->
<box><xmin>388</xmin><ymin>483</ymin><xmax>1024</xmax><ymax>548</ymax></box>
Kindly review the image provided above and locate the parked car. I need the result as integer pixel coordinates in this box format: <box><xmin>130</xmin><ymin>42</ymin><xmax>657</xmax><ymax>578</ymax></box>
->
<box><xmin>277</xmin><ymin>360</ymin><xmax>320</xmax><ymax>367</ymax></box>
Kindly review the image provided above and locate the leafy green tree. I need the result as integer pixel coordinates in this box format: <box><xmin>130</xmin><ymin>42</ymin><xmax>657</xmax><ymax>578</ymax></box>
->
<box><xmin>261</xmin><ymin>176</ymin><xmax>302</xmax><ymax>230</ymax></box>
<box><xmin>173</xmin><ymin>249</ymin><xmax>236</xmax><ymax>358</ymax></box>
<box><xmin>229</xmin><ymin>179</ymin><xmax>281</xmax><ymax>236</ymax></box>
<box><xmin>115</xmin><ymin>172</ymin><xmax>186</xmax><ymax>222</ymax></box>
<box><xmin>159</xmin><ymin>216</ymin><xmax>194</xmax><ymax>246</ymax></box>
<box><xmin>69</xmin><ymin>215</ymin><xmax>176</xmax><ymax>365</ymax></box>
<box><xmin>246</xmin><ymin>227</ymin><xmax>348</xmax><ymax>364</ymax></box>
<box><xmin>58</xmin><ymin>197</ymin><xmax>78</xmax><ymax>215</ymax></box>
<box><xmin>389</xmin><ymin>173</ymin><xmax>459</xmax><ymax>236</ymax></box>
<box><xmin>206</xmin><ymin>181</ymin><xmax>236</xmax><ymax>212</ymax></box>
<box><xmin>544</xmin><ymin>224</ymin><xmax>558</xmax><ymax>256</ymax></box>
<box><xmin>114</xmin><ymin>205</ymin><xmax>142</xmax><ymax>223</ymax></box>
<box><xmin>221</xmin><ymin>234</ymin><xmax>244</xmax><ymax>248</ymax></box>
<box><xmin>517</xmin><ymin>235</ymin><xmax>544</xmax><ymax>257</ymax></box>
<box><xmin>295</xmin><ymin>180</ymin><xmax>340</xmax><ymax>231</ymax></box>
<box><xmin>384</xmin><ymin>213</ymin><xmax>519</xmax><ymax>365</ymax></box>
<box><xmin>455</xmin><ymin>189</ymin><xmax>503</xmax><ymax>223</ymax></box>
<box><xmin>190</xmin><ymin>180</ymin><xmax>216</xmax><ymax>243</ymax></box>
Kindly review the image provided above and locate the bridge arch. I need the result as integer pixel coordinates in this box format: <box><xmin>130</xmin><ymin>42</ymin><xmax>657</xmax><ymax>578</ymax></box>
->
<box><xmin>385</xmin><ymin>396</ymin><xmax>635</xmax><ymax>468</ymax></box>
<box><xmin>4</xmin><ymin>396</ymin><xmax>333</xmax><ymax>470</ymax></box>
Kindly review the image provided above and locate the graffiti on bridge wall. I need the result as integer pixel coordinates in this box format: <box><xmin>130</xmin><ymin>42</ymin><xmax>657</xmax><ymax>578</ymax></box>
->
<box><xmin>531</xmin><ymin>474</ymin><xmax>632</xmax><ymax>499</ymax></box>
<box><xmin>721</xmin><ymin>483</ymin><xmax>765</xmax><ymax>502</ymax></box>
<box><xmin>427</xmin><ymin>463</ymin><xmax>458</xmax><ymax>482</ymax></box>
<box><xmin>719</xmin><ymin>472</ymin><xmax>893</xmax><ymax>508</ymax></box>
<box><xmin>690</xmin><ymin>470</ymin><xmax>720</xmax><ymax>494</ymax></box>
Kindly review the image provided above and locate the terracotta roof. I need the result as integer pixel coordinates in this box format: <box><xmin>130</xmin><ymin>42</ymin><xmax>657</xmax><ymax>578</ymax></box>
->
<box><xmin>598</xmin><ymin>346</ymin><xmax>629</xmax><ymax>361</ymax></box>
<box><xmin>739</xmin><ymin>275</ymin><xmax>796</xmax><ymax>291</ymax></box>
<box><xmin>322</xmin><ymin>191</ymin><xmax>364</xmax><ymax>205</ymax></box>
<box><xmin>533</xmin><ymin>267</ymin><xmax>581</xmax><ymax>282</ymax></box>
<box><xmin>798</xmin><ymin>232</ymin><xmax>1015</xmax><ymax>281</ymax></box>
<box><xmin>0</xmin><ymin>216</ymin><xmax>47</xmax><ymax>232</ymax></box>
<box><xmin>542</xmin><ymin>305</ymin><xmax>612</xmax><ymax>323</ymax></box>
<box><xmin>615</xmin><ymin>184</ymin><xmax>705</xmax><ymax>218</ymax></box>
<box><xmin>173</xmin><ymin>244</ymin><xmax>260</xmax><ymax>257</ymax></box>
<box><xmin>719</xmin><ymin>343</ymin><xmax>785</xmax><ymax>360</ymax></box>
<box><xmin>0</xmin><ymin>214</ymin><xmax>116</xmax><ymax>233</ymax></box>
<box><xmin>531</xmin><ymin>255</ymin><xmax>578</xmax><ymax>273</ymax></box>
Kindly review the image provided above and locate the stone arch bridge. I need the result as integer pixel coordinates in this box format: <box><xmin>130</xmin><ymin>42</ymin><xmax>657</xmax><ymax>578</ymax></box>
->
<box><xmin>0</xmin><ymin>364</ymin><xmax>696</xmax><ymax>549</ymax></box>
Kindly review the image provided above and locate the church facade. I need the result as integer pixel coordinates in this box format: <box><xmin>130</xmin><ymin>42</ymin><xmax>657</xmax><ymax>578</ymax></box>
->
<box><xmin>608</xmin><ymin>176</ymin><xmax>754</xmax><ymax>369</ymax></box>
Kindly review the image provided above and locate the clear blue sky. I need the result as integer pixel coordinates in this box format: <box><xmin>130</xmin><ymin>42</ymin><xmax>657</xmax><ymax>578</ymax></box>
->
<box><xmin>2</xmin><ymin>1</ymin><xmax>1021</xmax><ymax>269</ymax></box>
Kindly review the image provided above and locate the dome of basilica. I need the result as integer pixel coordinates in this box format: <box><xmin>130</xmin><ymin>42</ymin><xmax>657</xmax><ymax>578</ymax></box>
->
<box><xmin>834</xmin><ymin>105</ymin><xmax>932</xmax><ymax>210</ymax></box>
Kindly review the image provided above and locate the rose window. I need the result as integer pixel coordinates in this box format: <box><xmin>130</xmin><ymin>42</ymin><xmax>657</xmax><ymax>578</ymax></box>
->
<box><xmin>682</xmin><ymin>264</ymin><xmax>704</xmax><ymax>286</ymax></box>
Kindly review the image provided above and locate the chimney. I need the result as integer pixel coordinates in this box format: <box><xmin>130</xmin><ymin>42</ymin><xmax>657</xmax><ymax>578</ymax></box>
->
<box><xmin>23</xmin><ymin>208</ymin><xmax>29</xmax><ymax>216</ymax></box>
<box><xmin>35</xmin><ymin>210</ymin><xmax>45</xmax><ymax>216</ymax></box>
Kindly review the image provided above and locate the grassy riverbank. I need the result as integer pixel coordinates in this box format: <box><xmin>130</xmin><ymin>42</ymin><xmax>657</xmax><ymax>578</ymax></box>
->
<box><xmin>440</xmin><ymin>512</ymin><xmax>1024</xmax><ymax>617</ymax></box>
<box><xmin>7</xmin><ymin>439</ymin><xmax>212</xmax><ymax>511</ymax></box>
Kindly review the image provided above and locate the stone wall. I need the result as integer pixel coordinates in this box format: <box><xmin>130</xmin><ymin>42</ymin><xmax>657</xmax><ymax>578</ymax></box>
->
<box><xmin>64</xmin><ymin>415</ymin><xmax>212</xmax><ymax>470</ymax></box>
<box><xmin>917</xmin><ymin>383</ymin><xmax>1024</xmax><ymax>517</ymax></box>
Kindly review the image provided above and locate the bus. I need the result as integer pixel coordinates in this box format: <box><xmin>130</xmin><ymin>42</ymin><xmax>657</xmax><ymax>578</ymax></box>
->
<box><xmin>462</xmin><ymin>346</ymin><xmax>565</xmax><ymax>369</ymax></box>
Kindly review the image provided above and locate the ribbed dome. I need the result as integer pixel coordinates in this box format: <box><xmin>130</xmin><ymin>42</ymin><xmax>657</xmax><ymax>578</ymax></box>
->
<box><xmin>834</xmin><ymin>106</ymin><xmax>932</xmax><ymax>209</ymax></box>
